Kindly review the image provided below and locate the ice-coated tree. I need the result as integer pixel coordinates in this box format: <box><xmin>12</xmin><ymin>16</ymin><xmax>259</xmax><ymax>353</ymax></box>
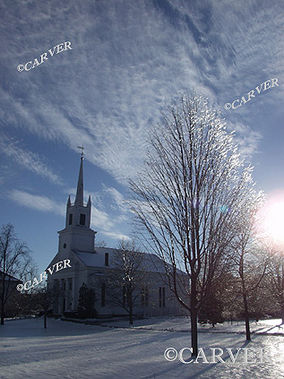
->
<box><xmin>230</xmin><ymin>190</ymin><xmax>266</xmax><ymax>340</ymax></box>
<box><xmin>0</xmin><ymin>223</ymin><xmax>34</xmax><ymax>325</ymax></box>
<box><xmin>107</xmin><ymin>240</ymin><xmax>146</xmax><ymax>325</ymax></box>
<box><xmin>129</xmin><ymin>94</ymin><xmax>257</xmax><ymax>356</ymax></box>
<box><xmin>266</xmin><ymin>248</ymin><xmax>284</xmax><ymax>324</ymax></box>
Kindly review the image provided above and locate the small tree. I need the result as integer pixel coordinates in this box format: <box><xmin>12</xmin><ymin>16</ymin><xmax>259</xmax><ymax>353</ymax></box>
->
<box><xmin>0</xmin><ymin>224</ymin><xmax>34</xmax><ymax>325</ymax></box>
<box><xmin>32</xmin><ymin>286</ymin><xmax>57</xmax><ymax>328</ymax></box>
<box><xmin>108</xmin><ymin>240</ymin><xmax>146</xmax><ymax>325</ymax></box>
<box><xmin>77</xmin><ymin>283</ymin><xmax>96</xmax><ymax>318</ymax></box>
<box><xmin>216</xmin><ymin>272</ymin><xmax>241</xmax><ymax>323</ymax></box>
<box><xmin>231</xmin><ymin>192</ymin><xmax>267</xmax><ymax>340</ymax></box>
<box><xmin>198</xmin><ymin>282</ymin><xmax>224</xmax><ymax>327</ymax></box>
<box><xmin>266</xmin><ymin>249</ymin><xmax>284</xmax><ymax>324</ymax></box>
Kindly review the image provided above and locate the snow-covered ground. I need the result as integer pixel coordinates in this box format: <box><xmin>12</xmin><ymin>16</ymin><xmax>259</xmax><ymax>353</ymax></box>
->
<box><xmin>0</xmin><ymin>317</ymin><xmax>283</xmax><ymax>379</ymax></box>
<box><xmin>99</xmin><ymin>315</ymin><xmax>284</xmax><ymax>336</ymax></box>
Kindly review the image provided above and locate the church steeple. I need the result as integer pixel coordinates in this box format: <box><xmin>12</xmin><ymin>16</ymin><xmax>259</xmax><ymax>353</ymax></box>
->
<box><xmin>58</xmin><ymin>149</ymin><xmax>96</xmax><ymax>253</ymax></box>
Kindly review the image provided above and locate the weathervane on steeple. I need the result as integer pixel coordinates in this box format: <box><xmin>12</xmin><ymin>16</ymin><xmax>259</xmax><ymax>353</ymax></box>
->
<box><xmin>77</xmin><ymin>145</ymin><xmax>84</xmax><ymax>159</ymax></box>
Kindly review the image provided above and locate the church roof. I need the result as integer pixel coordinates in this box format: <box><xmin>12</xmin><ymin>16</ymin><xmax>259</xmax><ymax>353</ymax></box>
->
<box><xmin>72</xmin><ymin>247</ymin><xmax>183</xmax><ymax>274</ymax></box>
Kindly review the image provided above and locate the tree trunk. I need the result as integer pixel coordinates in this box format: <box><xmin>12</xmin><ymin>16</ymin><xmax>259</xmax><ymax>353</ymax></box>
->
<box><xmin>129</xmin><ymin>309</ymin><xmax>133</xmax><ymax>325</ymax></box>
<box><xmin>129</xmin><ymin>293</ymin><xmax>133</xmax><ymax>326</ymax></box>
<box><xmin>190</xmin><ymin>282</ymin><xmax>198</xmax><ymax>357</ymax></box>
<box><xmin>0</xmin><ymin>308</ymin><xmax>4</xmax><ymax>325</ymax></box>
<box><xmin>191</xmin><ymin>309</ymin><xmax>198</xmax><ymax>357</ymax></box>
<box><xmin>243</xmin><ymin>292</ymin><xmax>251</xmax><ymax>341</ymax></box>
<box><xmin>1</xmin><ymin>274</ymin><xmax>6</xmax><ymax>325</ymax></box>
<box><xmin>44</xmin><ymin>313</ymin><xmax>47</xmax><ymax>329</ymax></box>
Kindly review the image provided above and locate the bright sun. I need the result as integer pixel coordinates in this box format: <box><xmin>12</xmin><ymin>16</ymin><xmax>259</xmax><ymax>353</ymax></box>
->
<box><xmin>258</xmin><ymin>194</ymin><xmax>284</xmax><ymax>246</ymax></box>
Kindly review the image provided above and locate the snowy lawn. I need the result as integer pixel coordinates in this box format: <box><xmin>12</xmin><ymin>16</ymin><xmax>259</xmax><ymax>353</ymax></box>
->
<box><xmin>99</xmin><ymin>315</ymin><xmax>284</xmax><ymax>336</ymax></box>
<box><xmin>0</xmin><ymin>317</ymin><xmax>283</xmax><ymax>379</ymax></box>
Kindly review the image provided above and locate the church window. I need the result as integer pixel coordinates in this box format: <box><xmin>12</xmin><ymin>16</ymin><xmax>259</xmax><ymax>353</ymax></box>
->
<box><xmin>69</xmin><ymin>214</ymin><xmax>73</xmax><ymax>225</ymax></box>
<box><xmin>101</xmin><ymin>283</ymin><xmax>106</xmax><ymax>307</ymax></box>
<box><xmin>141</xmin><ymin>286</ymin><xmax>149</xmax><ymax>307</ymax></box>
<box><xmin>61</xmin><ymin>279</ymin><xmax>66</xmax><ymax>291</ymax></box>
<box><xmin>105</xmin><ymin>253</ymin><xmax>109</xmax><ymax>266</ymax></box>
<box><xmin>159</xmin><ymin>287</ymin><xmax>165</xmax><ymax>307</ymax></box>
<box><xmin>80</xmin><ymin>214</ymin><xmax>86</xmax><ymax>225</ymax></box>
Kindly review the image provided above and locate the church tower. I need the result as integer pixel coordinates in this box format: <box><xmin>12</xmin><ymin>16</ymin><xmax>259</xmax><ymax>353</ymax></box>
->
<box><xmin>58</xmin><ymin>151</ymin><xmax>96</xmax><ymax>253</ymax></box>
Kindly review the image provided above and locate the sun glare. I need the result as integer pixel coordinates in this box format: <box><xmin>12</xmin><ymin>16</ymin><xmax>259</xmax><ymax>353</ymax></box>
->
<box><xmin>258</xmin><ymin>193</ymin><xmax>284</xmax><ymax>246</ymax></box>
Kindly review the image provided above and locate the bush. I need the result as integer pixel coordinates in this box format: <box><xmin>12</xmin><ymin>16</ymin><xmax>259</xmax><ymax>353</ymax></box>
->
<box><xmin>77</xmin><ymin>283</ymin><xmax>97</xmax><ymax>318</ymax></box>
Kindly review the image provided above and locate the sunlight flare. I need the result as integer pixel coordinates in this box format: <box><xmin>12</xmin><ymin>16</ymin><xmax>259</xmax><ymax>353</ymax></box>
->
<box><xmin>257</xmin><ymin>193</ymin><xmax>284</xmax><ymax>246</ymax></box>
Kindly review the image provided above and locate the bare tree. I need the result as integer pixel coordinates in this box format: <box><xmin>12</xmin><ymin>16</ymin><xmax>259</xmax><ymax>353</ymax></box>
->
<box><xmin>235</xmin><ymin>247</ymin><xmax>267</xmax><ymax>340</ymax></box>
<box><xmin>33</xmin><ymin>286</ymin><xmax>60</xmax><ymax>328</ymax></box>
<box><xmin>107</xmin><ymin>240</ymin><xmax>146</xmax><ymax>325</ymax></box>
<box><xmin>0</xmin><ymin>224</ymin><xmax>34</xmax><ymax>325</ymax></box>
<box><xmin>218</xmin><ymin>271</ymin><xmax>241</xmax><ymax>323</ymax></box>
<box><xmin>95</xmin><ymin>240</ymin><xmax>107</xmax><ymax>248</ymax></box>
<box><xmin>231</xmin><ymin>191</ymin><xmax>267</xmax><ymax>340</ymax></box>
<box><xmin>129</xmin><ymin>94</ymin><xmax>256</xmax><ymax>356</ymax></box>
<box><xmin>266</xmin><ymin>249</ymin><xmax>284</xmax><ymax>324</ymax></box>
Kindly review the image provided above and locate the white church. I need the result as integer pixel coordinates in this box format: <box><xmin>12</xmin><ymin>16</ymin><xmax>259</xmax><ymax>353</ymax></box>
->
<box><xmin>47</xmin><ymin>154</ymin><xmax>184</xmax><ymax>318</ymax></box>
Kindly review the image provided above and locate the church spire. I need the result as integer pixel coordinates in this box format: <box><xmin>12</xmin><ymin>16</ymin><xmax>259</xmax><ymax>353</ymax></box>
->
<box><xmin>59</xmin><ymin>146</ymin><xmax>96</xmax><ymax>253</ymax></box>
<box><xmin>75</xmin><ymin>146</ymin><xmax>84</xmax><ymax>206</ymax></box>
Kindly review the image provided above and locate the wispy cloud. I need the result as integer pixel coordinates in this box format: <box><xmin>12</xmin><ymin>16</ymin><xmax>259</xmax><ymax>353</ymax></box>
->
<box><xmin>228</xmin><ymin>122</ymin><xmax>263</xmax><ymax>160</ymax></box>
<box><xmin>9</xmin><ymin>190</ymin><xmax>65</xmax><ymax>215</ymax></box>
<box><xmin>91</xmin><ymin>206</ymin><xmax>114</xmax><ymax>232</ymax></box>
<box><xmin>0</xmin><ymin>135</ymin><xmax>62</xmax><ymax>185</ymax></box>
<box><xmin>103</xmin><ymin>186</ymin><xmax>126</xmax><ymax>212</ymax></box>
<box><xmin>102</xmin><ymin>231</ymin><xmax>130</xmax><ymax>241</ymax></box>
<box><xmin>0</xmin><ymin>0</ymin><xmax>283</xmax><ymax>186</ymax></box>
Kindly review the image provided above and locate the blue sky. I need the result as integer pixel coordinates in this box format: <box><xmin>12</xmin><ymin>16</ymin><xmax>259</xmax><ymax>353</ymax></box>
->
<box><xmin>0</xmin><ymin>0</ymin><xmax>283</xmax><ymax>273</ymax></box>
